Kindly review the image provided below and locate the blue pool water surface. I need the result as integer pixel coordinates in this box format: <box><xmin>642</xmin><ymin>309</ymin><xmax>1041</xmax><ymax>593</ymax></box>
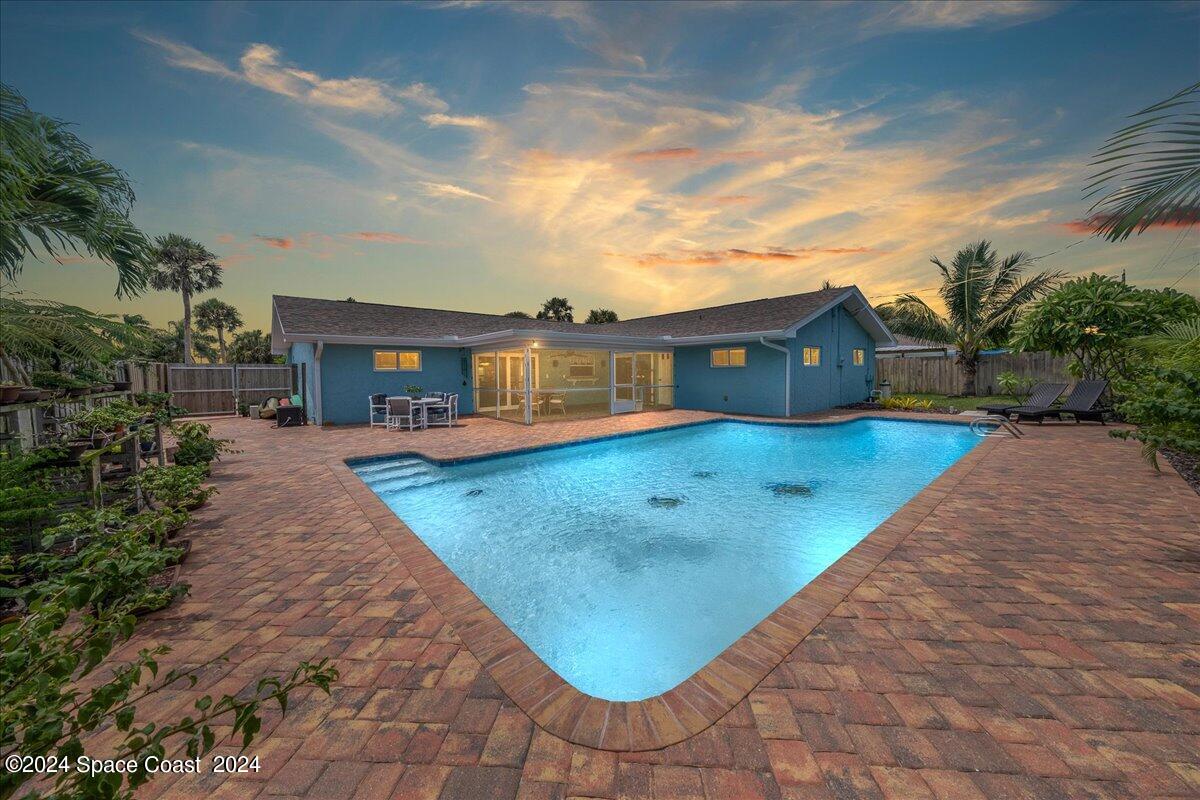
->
<box><xmin>352</xmin><ymin>419</ymin><xmax>978</xmax><ymax>700</ymax></box>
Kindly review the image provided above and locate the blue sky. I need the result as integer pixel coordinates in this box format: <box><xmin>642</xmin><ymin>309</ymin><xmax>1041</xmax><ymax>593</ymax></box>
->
<box><xmin>2</xmin><ymin>0</ymin><xmax>1197</xmax><ymax>330</ymax></box>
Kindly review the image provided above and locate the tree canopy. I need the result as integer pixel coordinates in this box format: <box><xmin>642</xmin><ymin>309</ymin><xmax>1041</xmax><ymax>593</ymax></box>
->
<box><xmin>585</xmin><ymin>308</ymin><xmax>619</xmax><ymax>324</ymax></box>
<box><xmin>0</xmin><ymin>83</ymin><xmax>152</xmax><ymax>297</ymax></box>
<box><xmin>536</xmin><ymin>297</ymin><xmax>574</xmax><ymax>322</ymax></box>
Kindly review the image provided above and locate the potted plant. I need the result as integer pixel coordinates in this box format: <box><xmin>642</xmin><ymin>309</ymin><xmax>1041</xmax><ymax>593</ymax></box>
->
<box><xmin>405</xmin><ymin>384</ymin><xmax>424</xmax><ymax>398</ymax></box>
<box><xmin>129</xmin><ymin>465</ymin><xmax>215</xmax><ymax>511</ymax></box>
<box><xmin>172</xmin><ymin>421</ymin><xmax>237</xmax><ymax>471</ymax></box>
<box><xmin>237</xmin><ymin>401</ymin><xmax>249</xmax><ymax>417</ymax></box>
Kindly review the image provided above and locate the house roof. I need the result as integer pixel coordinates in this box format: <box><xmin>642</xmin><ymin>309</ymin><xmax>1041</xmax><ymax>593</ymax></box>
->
<box><xmin>271</xmin><ymin>286</ymin><xmax>895</xmax><ymax>351</ymax></box>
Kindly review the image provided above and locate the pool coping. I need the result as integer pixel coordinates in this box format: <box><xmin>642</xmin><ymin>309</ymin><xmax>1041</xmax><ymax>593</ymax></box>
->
<box><xmin>328</xmin><ymin>413</ymin><xmax>1004</xmax><ymax>751</ymax></box>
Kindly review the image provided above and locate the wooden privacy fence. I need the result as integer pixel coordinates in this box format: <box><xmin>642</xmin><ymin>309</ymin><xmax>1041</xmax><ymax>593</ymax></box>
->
<box><xmin>875</xmin><ymin>351</ymin><xmax>1072</xmax><ymax>396</ymax></box>
<box><xmin>163</xmin><ymin>363</ymin><xmax>302</xmax><ymax>416</ymax></box>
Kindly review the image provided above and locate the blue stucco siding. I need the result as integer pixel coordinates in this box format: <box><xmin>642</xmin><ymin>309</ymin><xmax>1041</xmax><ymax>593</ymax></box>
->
<box><xmin>789</xmin><ymin>305</ymin><xmax>875</xmax><ymax>413</ymax></box>
<box><xmin>673</xmin><ymin>341</ymin><xmax>787</xmax><ymax>417</ymax></box>
<box><xmin>286</xmin><ymin>342</ymin><xmax>317</xmax><ymax>413</ymax></box>
<box><xmin>317</xmin><ymin>344</ymin><xmax>474</xmax><ymax>425</ymax></box>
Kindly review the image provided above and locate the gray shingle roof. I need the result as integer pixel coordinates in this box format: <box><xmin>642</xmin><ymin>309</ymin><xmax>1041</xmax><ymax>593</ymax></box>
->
<box><xmin>273</xmin><ymin>286</ymin><xmax>860</xmax><ymax>341</ymax></box>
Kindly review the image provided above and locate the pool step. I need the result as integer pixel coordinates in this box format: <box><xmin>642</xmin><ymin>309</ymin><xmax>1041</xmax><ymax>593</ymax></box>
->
<box><xmin>357</xmin><ymin>458</ymin><xmax>443</xmax><ymax>491</ymax></box>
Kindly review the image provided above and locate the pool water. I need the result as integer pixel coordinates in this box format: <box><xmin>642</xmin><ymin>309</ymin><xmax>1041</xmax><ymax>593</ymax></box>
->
<box><xmin>352</xmin><ymin>419</ymin><xmax>978</xmax><ymax>700</ymax></box>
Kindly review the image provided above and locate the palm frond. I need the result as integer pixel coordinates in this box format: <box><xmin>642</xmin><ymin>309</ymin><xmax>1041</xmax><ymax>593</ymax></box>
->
<box><xmin>877</xmin><ymin>295</ymin><xmax>956</xmax><ymax>344</ymax></box>
<box><xmin>1084</xmin><ymin>81</ymin><xmax>1200</xmax><ymax>241</ymax></box>
<box><xmin>1</xmin><ymin>83</ymin><xmax>152</xmax><ymax>296</ymax></box>
<box><xmin>1131</xmin><ymin>316</ymin><xmax>1200</xmax><ymax>368</ymax></box>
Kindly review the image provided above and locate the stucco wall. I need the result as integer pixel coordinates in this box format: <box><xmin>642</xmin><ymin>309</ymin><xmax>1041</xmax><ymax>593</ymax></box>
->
<box><xmin>317</xmin><ymin>344</ymin><xmax>474</xmax><ymax>425</ymax></box>
<box><xmin>789</xmin><ymin>305</ymin><xmax>875</xmax><ymax>413</ymax></box>
<box><xmin>673</xmin><ymin>341</ymin><xmax>787</xmax><ymax>417</ymax></box>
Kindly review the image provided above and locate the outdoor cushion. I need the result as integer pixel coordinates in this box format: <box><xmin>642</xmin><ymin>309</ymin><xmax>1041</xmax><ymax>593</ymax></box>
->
<box><xmin>279</xmin><ymin>398</ymin><xmax>291</xmax><ymax>406</ymax></box>
<box><xmin>290</xmin><ymin>393</ymin><xmax>303</xmax><ymax>407</ymax></box>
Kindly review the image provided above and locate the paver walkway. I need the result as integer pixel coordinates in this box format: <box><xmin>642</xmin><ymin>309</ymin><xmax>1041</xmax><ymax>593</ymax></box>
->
<box><xmin>106</xmin><ymin>411</ymin><xmax>1197</xmax><ymax>799</ymax></box>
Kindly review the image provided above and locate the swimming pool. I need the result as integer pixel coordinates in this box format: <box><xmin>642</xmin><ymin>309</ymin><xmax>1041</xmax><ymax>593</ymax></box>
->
<box><xmin>352</xmin><ymin>418</ymin><xmax>979</xmax><ymax>701</ymax></box>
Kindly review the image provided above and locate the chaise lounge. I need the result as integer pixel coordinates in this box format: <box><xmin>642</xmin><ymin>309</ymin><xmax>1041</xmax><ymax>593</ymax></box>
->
<box><xmin>1010</xmin><ymin>380</ymin><xmax>1111</xmax><ymax>424</ymax></box>
<box><xmin>977</xmin><ymin>382</ymin><xmax>1067</xmax><ymax>418</ymax></box>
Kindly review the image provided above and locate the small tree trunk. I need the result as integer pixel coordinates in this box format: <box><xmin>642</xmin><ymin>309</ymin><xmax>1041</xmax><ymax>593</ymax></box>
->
<box><xmin>217</xmin><ymin>326</ymin><xmax>227</xmax><ymax>363</ymax></box>
<box><xmin>958</xmin><ymin>355</ymin><xmax>979</xmax><ymax>396</ymax></box>
<box><xmin>182</xmin><ymin>290</ymin><xmax>193</xmax><ymax>365</ymax></box>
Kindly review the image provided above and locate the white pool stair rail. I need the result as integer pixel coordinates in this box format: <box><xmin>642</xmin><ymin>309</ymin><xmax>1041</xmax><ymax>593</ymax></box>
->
<box><xmin>971</xmin><ymin>414</ymin><xmax>1023</xmax><ymax>438</ymax></box>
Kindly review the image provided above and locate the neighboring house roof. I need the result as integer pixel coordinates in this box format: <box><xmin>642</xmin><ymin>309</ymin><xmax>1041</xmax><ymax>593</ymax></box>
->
<box><xmin>271</xmin><ymin>286</ymin><xmax>895</xmax><ymax>352</ymax></box>
<box><xmin>876</xmin><ymin>334</ymin><xmax>952</xmax><ymax>355</ymax></box>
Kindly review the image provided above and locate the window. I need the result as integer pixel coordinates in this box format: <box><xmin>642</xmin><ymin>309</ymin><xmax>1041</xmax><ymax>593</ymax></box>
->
<box><xmin>374</xmin><ymin>350</ymin><xmax>421</xmax><ymax>371</ymax></box>
<box><xmin>711</xmin><ymin>347</ymin><xmax>746</xmax><ymax>368</ymax></box>
<box><xmin>852</xmin><ymin>348</ymin><xmax>865</xmax><ymax>366</ymax></box>
<box><xmin>803</xmin><ymin>346</ymin><xmax>821</xmax><ymax>366</ymax></box>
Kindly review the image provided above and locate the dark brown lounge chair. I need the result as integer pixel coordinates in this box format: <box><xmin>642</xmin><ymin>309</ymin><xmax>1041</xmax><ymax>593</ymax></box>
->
<box><xmin>977</xmin><ymin>382</ymin><xmax>1067</xmax><ymax>417</ymax></box>
<box><xmin>1011</xmin><ymin>380</ymin><xmax>1110</xmax><ymax>424</ymax></box>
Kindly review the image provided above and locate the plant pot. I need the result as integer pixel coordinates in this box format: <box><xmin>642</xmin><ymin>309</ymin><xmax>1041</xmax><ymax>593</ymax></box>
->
<box><xmin>67</xmin><ymin>440</ymin><xmax>92</xmax><ymax>460</ymax></box>
<box><xmin>112</xmin><ymin>380</ymin><xmax>131</xmax><ymax>391</ymax></box>
<box><xmin>16</xmin><ymin>388</ymin><xmax>40</xmax><ymax>402</ymax></box>
<box><xmin>129</xmin><ymin>563</ymin><xmax>184</xmax><ymax>617</ymax></box>
<box><xmin>35</xmin><ymin>390</ymin><xmax>54</xmax><ymax>401</ymax></box>
<box><xmin>165</xmin><ymin>538</ymin><xmax>192</xmax><ymax>566</ymax></box>
<box><xmin>180</xmin><ymin>494</ymin><xmax>208</xmax><ymax>511</ymax></box>
<box><xmin>0</xmin><ymin>386</ymin><xmax>21</xmax><ymax>403</ymax></box>
<box><xmin>68</xmin><ymin>387</ymin><xmax>89</xmax><ymax>398</ymax></box>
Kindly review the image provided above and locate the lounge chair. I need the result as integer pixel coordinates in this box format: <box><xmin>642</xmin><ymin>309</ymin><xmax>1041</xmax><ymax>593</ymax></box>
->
<box><xmin>1011</xmin><ymin>380</ymin><xmax>1110</xmax><ymax>424</ymax></box>
<box><xmin>385</xmin><ymin>396</ymin><xmax>421</xmax><ymax>431</ymax></box>
<box><xmin>977</xmin><ymin>382</ymin><xmax>1067</xmax><ymax>417</ymax></box>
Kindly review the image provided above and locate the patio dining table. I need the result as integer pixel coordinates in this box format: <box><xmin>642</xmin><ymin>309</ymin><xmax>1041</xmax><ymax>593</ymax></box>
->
<box><xmin>410</xmin><ymin>396</ymin><xmax>444</xmax><ymax>428</ymax></box>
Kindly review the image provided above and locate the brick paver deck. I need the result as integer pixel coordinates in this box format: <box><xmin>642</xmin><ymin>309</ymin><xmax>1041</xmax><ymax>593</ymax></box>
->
<box><xmin>109</xmin><ymin>411</ymin><xmax>1197</xmax><ymax>799</ymax></box>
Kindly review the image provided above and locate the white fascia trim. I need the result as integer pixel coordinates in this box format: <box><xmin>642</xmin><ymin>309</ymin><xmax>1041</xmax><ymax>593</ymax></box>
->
<box><xmin>270</xmin><ymin>301</ymin><xmax>289</xmax><ymax>355</ymax></box>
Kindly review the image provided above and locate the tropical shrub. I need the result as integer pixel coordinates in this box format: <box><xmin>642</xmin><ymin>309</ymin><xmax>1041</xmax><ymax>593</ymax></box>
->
<box><xmin>1111</xmin><ymin>368</ymin><xmax>1200</xmax><ymax>468</ymax></box>
<box><xmin>171</xmin><ymin>422</ymin><xmax>236</xmax><ymax>468</ymax></box>
<box><xmin>0</xmin><ymin>448</ymin><xmax>86</xmax><ymax>557</ymax></box>
<box><xmin>995</xmin><ymin>371</ymin><xmax>1034</xmax><ymax>398</ymax></box>
<box><xmin>29</xmin><ymin>371</ymin><xmax>89</xmax><ymax>394</ymax></box>
<box><xmin>880</xmin><ymin>395</ymin><xmax>934</xmax><ymax>411</ymax></box>
<box><xmin>1010</xmin><ymin>274</ymin><xmax>1199</xmax><ymax>385</ymax></box>
<box><xmin>66</xmin><ymin>400</ymin><xmax>147</xmax><ymax>436</ymax></box>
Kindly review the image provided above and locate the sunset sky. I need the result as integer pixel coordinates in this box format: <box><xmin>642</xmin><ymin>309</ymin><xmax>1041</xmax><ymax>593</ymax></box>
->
<box><xmin>2</xmin><ymin>0</ymin><xmax>1197</xmax><ymax>331</ymax></box>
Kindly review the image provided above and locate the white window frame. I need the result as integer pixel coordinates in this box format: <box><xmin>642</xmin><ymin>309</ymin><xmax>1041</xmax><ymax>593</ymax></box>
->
<box><xmin>803</xmin><ymin>346</ymin><xmax>821</xmax><ymax>367</ymax></box>
<box><xmin>373</xmin><ymin>349</ymin><xmax>422</xmax><ymax>372</ymax></box>
<box><xmin>710</xmin><ymin>347</ymin><xmax>747</xmax><ymax>368</ymax></box>
<box><xmin>852</xmin><ymin>348</ymin><xmax>865</xmax><ymax>366</ymax></box>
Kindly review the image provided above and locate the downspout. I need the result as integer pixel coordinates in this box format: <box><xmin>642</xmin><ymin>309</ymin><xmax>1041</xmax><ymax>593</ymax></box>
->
<box><xmin>313</xmin><ymin>340</ymin><xmax>324</xmax><ymax>426</ymax></box>
<box><xmin>759</xmin><ymin>337</ymin><xmax>791</xmax><ymax>417</ymax></box>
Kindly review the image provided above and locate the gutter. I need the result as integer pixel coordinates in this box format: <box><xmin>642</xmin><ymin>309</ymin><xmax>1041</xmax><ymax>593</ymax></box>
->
<box><xmin>313</xmin><ymin>340</ymin><xmax>324</xmax><ymax>426</ymax></box>
<box><xmin>759</xmin><ymin>337</ymin><xmax>791</xmax><ymax>417</ymax></box>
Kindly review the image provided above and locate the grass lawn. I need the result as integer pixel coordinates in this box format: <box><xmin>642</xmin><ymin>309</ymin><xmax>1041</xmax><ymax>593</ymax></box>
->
<box><xmin>904</xmin><ymin>394</ymin><xmax>1021</xmax><ymax>412</ymax></box>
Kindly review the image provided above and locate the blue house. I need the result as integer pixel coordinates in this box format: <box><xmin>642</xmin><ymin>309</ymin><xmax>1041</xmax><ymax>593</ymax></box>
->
<box><xmin>271</xmin><ymin>287</ymin><xmax>895</xmax><ymax>425</ymax></box>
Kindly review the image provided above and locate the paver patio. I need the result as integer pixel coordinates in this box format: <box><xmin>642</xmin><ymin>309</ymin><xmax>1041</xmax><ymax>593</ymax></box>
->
<box><xmin>106</xmin><ymin>410</ymin><xmax>1198</xmax><ymax>799</ymax></box>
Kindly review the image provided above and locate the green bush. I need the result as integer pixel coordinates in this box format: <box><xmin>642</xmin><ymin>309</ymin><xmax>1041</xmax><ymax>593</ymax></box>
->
<box><xmin>129</xmin><ymin>465</ymin><xmax>214</xmax><ymax>510</ymax></box>
<box><xmin>1111</xmin><ymin>367</ymin><xmax>1200</xmax><ymax>468</ymax></box>
<box><xmin>171</xmin><ymin>422</ymin><xmax>236</xmax><ymax>468</ymax></box>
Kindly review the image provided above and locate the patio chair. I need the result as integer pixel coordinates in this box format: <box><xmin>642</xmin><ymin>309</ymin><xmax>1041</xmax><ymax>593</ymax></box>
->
<box><xmin>518</xmin><ymin>393</ymin><xmax>541</xmax><ymax>418</ymax></box>
<box><xmin>977</xmin><ymin>382</ymin><xmax>1067</xmax><ymax>417</ymax></box>
<box><xmin>1011</xmin><ymin>380</ymin><xmax>1111</xmax><ymax>424</ymax></box>
<box><xmin>385</xmin><ymin>396</ymin><xmax>422</xmax><ymax>432</ymax></box>
<box><xmin>426</xmin><ymin>394</ymin><xmax>458</xmax><ymax>427</ymax></box>
<box><xmin>368</xmin><ymin>394</ymin><xmax>388</xmax><ymax>428</ymax></box>
<box><xmin>547</xmin><ymin>392</ymin><xmax>567</xmax><ymax>416</ymax></box>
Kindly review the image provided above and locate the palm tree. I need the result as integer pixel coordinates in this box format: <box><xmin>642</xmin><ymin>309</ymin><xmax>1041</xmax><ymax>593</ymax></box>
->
<box><xmin>0</xmin><ymin>294</ymin><xmax>146</xmax><ymax>383</ymax></box>
<box><xmin>194</xmin><ymin>298</ymin><xmax>243</xmax><ymax>363</ymax></box>
<box><xmin>536</xmin><ymin>297</ymin><xmax>574</xmax><ymax>322</ymax></box>
<box><xmin>877</xmin><ymin>241</ymin><xmax>1062</xmax><ymax>395</ymax></box>
<box><xmin>228</xmin><ymin>329</ymin><xmax>277</xmax><ymax>364</ymax></box>
<box><xmin>148</xmin><ymin>235</ymin><xmax>222</xmax><ymax>364</ymax></box>
<box><xmin>0</xmin><ymin>84</ymin><xmax>152</xmax><ymax>297</ymax></box>
<box><xmin>584</xmin><ymin>308</ymin><xmax>619</xmax><ymax>324</ymax></box>
<box><xmin>1085</xmin><ymin>81</ymin><xmax>1200</xmax><ymax>241</ymax></box>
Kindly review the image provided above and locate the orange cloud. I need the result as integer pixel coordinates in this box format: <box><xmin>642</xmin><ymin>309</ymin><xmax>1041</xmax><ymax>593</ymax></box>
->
<box><xmin>254</xmin><ymin>235</ymin><xmax>293</xmax><ymax>249</ymax></box>
<box><xmin>623</xmin><ymin>147</ymin><xmax>767</xmax><ymax>165</ymax></box>
<box><xmin>626</xmin><ymin>147</ymin><xmax>701</xmax><ymax>162</ymax></box>
<box><xmin>1059</xmin><ymin>210</ymin><xmax>1199</xmax><ymax>234</ymax></box>
<box><xmin>617</xmin><ymin>246</ymin><xmax>873</xmax><ymax>268</ymax></box>
<box><xmin>216</xmin><ymin>233</ymin><xmax>236</xmax><ymax>244</ymax></box>
<box><xmin>346</xmin><ymin>231</ymin><xmax>426</xmax><ymax>244</ymax></box>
